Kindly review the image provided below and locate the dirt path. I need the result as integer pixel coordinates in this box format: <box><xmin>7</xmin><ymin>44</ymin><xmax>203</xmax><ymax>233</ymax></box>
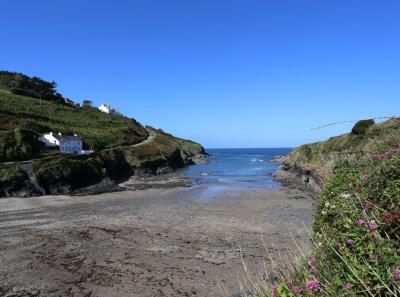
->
<box><xmin>131</xmin><ymin>131</ymin><xmax>155</xmax><ymax>147</ymax></box>
<box><xmin>0</xmin><ymin>185</ymin><xmax>315</xmax><ymax>297</ymax></box>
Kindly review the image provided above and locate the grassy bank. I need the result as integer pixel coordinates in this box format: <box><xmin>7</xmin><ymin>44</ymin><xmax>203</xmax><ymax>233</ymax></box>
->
<box><xmin>255</xmin><ymin>119</ymin><xmax>400</xmax><ymax>296</ymax></box>
<box><xmin>0</xmin><ymin>90</ymin><xmax>148</xmax><ymax>151</ymax></box>
<box><xmin>283</xmin><ymin>118</ymin><xmax>400</xmax><ymax>182</ymax></box>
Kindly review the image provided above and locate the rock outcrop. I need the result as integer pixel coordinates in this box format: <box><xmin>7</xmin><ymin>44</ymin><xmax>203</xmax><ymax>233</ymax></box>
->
<box><xmin>0</xmin><ymin>128</ymin><xmax>207</xmax><ymax>198</ymax></box>
<box><xmin>274</xmin><ymin>163</ymin><xmax>323</xmax><ymax>194</ymax></box>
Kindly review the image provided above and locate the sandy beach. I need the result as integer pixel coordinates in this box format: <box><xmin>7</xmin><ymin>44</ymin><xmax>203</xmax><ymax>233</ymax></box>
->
<box><xmin>0</xmin><ymin>181</ymin><xmax>315</xmax><ymax>297</ymax></box>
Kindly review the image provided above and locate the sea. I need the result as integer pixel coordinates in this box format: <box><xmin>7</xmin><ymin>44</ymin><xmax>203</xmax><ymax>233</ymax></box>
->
<box><xmin>182</xmin><ymin>148</ymin><xmax>292</xmax><ymax>189</ymax></box>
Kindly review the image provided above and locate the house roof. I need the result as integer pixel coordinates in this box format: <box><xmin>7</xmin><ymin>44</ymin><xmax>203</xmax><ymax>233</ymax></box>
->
<box><xmin>99</xmin><ymin>103</ymin><xmax>117</xmax><ymax>111</ymax></box>
<box><xmin>52</xmin><ymin>134</ymin><xmax>81</xmax><ymax>142</ymax></box>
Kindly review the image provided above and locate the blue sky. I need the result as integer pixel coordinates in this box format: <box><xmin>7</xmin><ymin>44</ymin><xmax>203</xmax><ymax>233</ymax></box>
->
<box><xmin>1</xmin><ymin>0</ymin><xmax>399</xmax><ymax>148</ymax></box>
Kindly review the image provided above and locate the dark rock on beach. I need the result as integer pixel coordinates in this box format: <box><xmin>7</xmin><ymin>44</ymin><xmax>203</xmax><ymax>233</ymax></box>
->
<box><xmin>274</xmin><ymin>163</ymin><xmax>323</xmax><ymax>194</ymax></box>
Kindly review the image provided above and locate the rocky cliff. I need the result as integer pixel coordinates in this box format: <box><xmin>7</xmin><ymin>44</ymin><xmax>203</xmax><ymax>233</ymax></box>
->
<box><xmin>0</xmin><ymin>128</ymin><xmax>206</xmax><ymax>197</ymax></box>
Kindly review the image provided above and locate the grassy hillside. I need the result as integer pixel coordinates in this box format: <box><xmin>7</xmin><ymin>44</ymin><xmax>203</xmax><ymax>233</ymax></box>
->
<box><xmin>283</xmin><ymin>118</ymin><xmax>400</xmax><ymax>181</ymax></box>
<box><xmin>254</xmin><ymin>119</ymin><xmax>400</xmax><ymax>296</ymax></box>
<box><xmin>0</xmin><ymin>90</ymin><xmax>148</xmax><ymax>151</ymax></box>
<box><xmin>0</xmin><ymin>71</ymin><xmax>206</xmax><ymax>196</ymax></box>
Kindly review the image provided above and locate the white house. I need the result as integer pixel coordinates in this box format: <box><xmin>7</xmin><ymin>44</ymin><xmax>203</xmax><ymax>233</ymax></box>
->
<box><xmin>98</xmin><ymin>103</ymin><xmax>119</xmax><ymax>115</ymax></box>
<box><xmin>38</xmin><ymin>132</ymin><xmax>93</xmax><ymax>155</ymax></box>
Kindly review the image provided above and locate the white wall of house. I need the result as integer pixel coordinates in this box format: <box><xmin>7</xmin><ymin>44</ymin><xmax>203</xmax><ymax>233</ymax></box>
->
<box><xmin>38</xmin><ymin>132</ymin><xmax>60</xmax><ymax>147</ymax></box>
<box><xmin>39</xmin><ymin>132</ymin><xmax>86</xmax><ymax>155</ymax></box>
<box><xmin>98</xmin><ymin>103</ymin><xmax>119</xmax><ymax>115</ymax></box>
<box><xmin>59</xmin><ymin>140</ymin><xmax>83</xmax><ymax>154</ymax></box>
<box><xmin>99</xmin><ymin>103</ymin><xmax>111</xmax><ymax>114</ymax></box>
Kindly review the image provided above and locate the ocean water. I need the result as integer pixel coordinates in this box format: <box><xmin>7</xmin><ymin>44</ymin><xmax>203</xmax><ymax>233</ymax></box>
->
<box><xmin>182</xmin><ymin>148</ymin><xmax>292</xmax><ymax>189</ymax></box>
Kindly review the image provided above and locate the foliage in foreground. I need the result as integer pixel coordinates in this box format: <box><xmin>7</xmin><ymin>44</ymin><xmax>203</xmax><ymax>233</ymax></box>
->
<box><xmin>257</xmin><ymin>143</ymin><xmax>400</xmax><ymax>296</ymax></box>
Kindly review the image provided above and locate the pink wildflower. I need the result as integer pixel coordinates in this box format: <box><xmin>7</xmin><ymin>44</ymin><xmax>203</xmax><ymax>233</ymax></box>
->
<box><xmin>271</xmin><ymin>284</ymin><xmax>278</xmax><ymax>297</ymax></box>
<box><xmin>306</xmin><ymin>280</ymin><xmax>322</xmax><ymax>293</ymax></box>
<box><xmin>308</xmin><ymin>258</ymin><xmax>317</xmax><ymax>266</ymax></box>
<box><xmin>365</xmin><ymin>201</ymin><xmax>374</xmax><ymax>209</ymax></box>
<box><xmin>370</xmin><ymin>254</ymin><xmax>378</xmax><ymax>260</ymax></box>
<box><xmin>346</xmin><ymin>239</ymin><xmax>354</xmax><ymax>245</ymax></box>
<box><xmin>309</xmin><ymin>267</ymin><xmax>317</xmax><ymax>273</ymax></box>
<box><xmin>395</xmin><ymin>268</ymin><xmax>400</xmax><ymax>280</ymax></box>
<box><xmin>293</xmin><ymin>286</ymin><xmax>303</xmax><ymax>294</ymax></box>
<box><xmin>356</xmin><ymin>219</ymin><xmax>367</xmax><ymax>226</ymax></box>
<box><xmin>370</xmin><ymin>148</ymin><xmax>400</xmax><ymax>160</ymax></box>
<box><xmin>343</xmin><ymin>282</ymin><xmax>353</xmax><ymax>290</ymax></box>
<box><xmin>363</xmin><ymin>174</ymin><xmax>371</xmax><ymax>182</ymax></box>
<box><xmin>369</xmin><ymin>221</ymin><xmax>378</xmax><ymax>231</ymax></box>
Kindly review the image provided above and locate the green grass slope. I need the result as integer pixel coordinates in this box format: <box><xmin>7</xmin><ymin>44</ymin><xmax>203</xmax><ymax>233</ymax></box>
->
<box><xmin>0</xmin><ymin>90</ymin><xmax>148</xmax><ymax>151</ymax></box>
<box><xmin>283</xmin><ymin>118</ymin><xmax>400</xmax><ymax>181</ymax></box>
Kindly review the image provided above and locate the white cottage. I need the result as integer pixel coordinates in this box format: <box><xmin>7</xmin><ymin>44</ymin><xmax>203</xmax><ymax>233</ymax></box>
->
<box><xmin>38</xmin><ymin>132</ymin><xmax>91</xmax><ymax>155</ymax></box>
<box><xmin>98</xmin><ymin>103</ymin><xmax>119</xmax><ymax>115</ymax></box>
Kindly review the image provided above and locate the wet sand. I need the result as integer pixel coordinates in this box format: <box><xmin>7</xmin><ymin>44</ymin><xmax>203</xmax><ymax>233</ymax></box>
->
<box><xmin>0</xmin><ymin>182</ymin><xmax>315</xmax><ymax>297</ymax></box>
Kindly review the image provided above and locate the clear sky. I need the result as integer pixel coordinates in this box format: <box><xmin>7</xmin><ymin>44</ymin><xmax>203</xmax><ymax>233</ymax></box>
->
<box><xmin>1</xmin><ymin>0</ymin><xmax>399</xmax><ymax>148</ymax></box>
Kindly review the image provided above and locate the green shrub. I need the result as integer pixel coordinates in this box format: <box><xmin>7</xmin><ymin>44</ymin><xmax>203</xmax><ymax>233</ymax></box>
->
<box><xmin>0</xmin><ymin>128</ymin><xmax>43</xmax><ymax>162</ymax></box>
<box><xmin>351</xmin><ymin>119</ymin><xmax>375</xmax><ymax>135</ymax></box>
<box><xmin>0</xmin><ymin>71</ymin><xmax>64</xmax><ymax>103</ymax></box>
<box><xmin>0</xmin><ymin>165</ymin><xmax>28</xmax><ymax>195</ymax></box>
<box><xmin>33</xmin><ymin>154</ymin><xmax>104</xmax><ymax>192</ymax></box>
<box><xmin>0</xmin><ymin>165</ymin><xmax>26</xmax><ymax>184</ymax></box>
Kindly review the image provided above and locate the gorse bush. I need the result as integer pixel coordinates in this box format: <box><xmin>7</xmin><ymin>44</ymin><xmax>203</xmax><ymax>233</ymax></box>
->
<box><xmin>257</xmin><ymin>144</ymin><xmax>400</xmax><ymax>296</ymax></box>
<box><xmin>0</xmin><ymin>128</ymin><xmax>43</xmax><ymax>162</ymax></box>
<box><xmin>352</xmin><ymin>119</ymin><xmax>375</xmax><ymax>135</ymax></box>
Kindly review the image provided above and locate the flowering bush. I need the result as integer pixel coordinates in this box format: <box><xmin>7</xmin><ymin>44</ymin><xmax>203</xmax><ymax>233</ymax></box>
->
<box><xmin>256</xmin><ymin>145</ymin><xmax>400</xmax><ymax>296</ymax></box>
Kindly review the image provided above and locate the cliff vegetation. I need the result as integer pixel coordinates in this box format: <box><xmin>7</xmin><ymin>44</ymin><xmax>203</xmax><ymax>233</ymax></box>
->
<box><xmin>256</xmin><ymin>119</ymin><xmax>400</xmax><ymax>296</ymax></box>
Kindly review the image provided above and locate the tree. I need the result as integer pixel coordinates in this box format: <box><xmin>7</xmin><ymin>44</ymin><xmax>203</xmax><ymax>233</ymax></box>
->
<box><xmin>82</xmin><ymin>100</ymin><xmax>93</xmax><ymax>108</ymax></box>
<box><xmin>0</xmin><ymin>71</ymin><xmax>65</xmax><ymax>104</ymax></box>
<box><xmin>351</xmin><ymin>119</ymin><xmax>375</xmax><ymax>135</ymax></box>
